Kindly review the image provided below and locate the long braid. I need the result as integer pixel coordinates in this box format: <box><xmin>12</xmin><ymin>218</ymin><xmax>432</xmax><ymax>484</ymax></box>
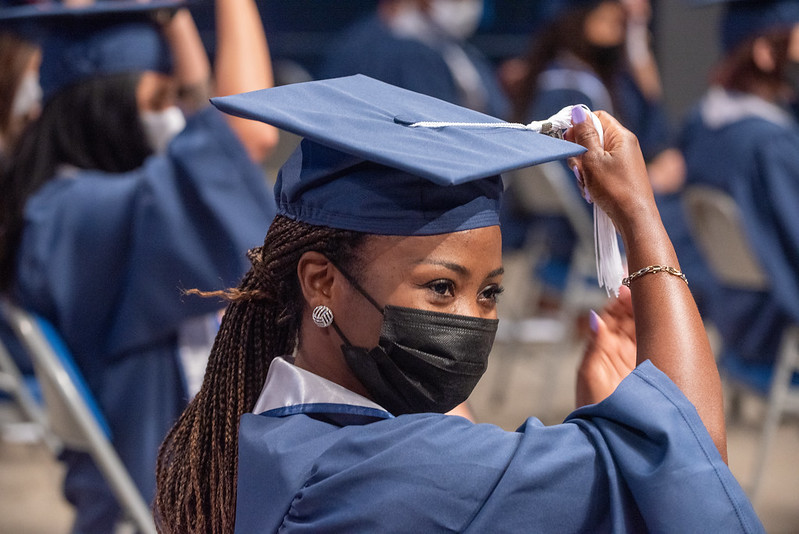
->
<box><xmin>155</xmin><ymin>215</ymin><xmax>367</xmax><ymax>533</ymax></box>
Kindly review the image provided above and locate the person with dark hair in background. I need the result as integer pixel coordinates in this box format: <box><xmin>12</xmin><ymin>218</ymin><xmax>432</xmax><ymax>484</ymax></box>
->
<box><xmin>678</xmin><ymin>0</ymin><xmax>799</xmax><ymax>373</ymax></box>
<box><xmin>506</xmin><ymin>0</ymin><xmax>681</xmax><ymax>185</ymax></box>
<box><xmin>155</xmin><ymin>75</ymin><xmax>763</xmax><ymax>533</ymax></box>
<box><xmin>0</xmin><ymin>1</ymin><xmax>277</xmax><ymax>531</ymax></box>
<box><xmin>320</xmin><ymin>0</ymin><xmax>508</xmax><ymax>118</ymax></box>
<box><xmin>500</xmin><ymin>0</ymin><xmax>685</xmax><ymax>296</ymax></box>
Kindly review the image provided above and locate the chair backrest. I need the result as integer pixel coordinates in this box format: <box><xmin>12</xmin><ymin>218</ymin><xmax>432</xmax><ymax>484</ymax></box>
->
<box><xmin>0</xmin><ymin>300</ymin><xmax>156</xmax><ymax>534</ymax></box>
<box><xmin>505</xmin><ymin>162</ymin><xmax>594</xmax><ymax>248</ymax></box>
<box><xmin>682</xmin><ymin>185</ymin><xmax>769</xmax><ymax>290</ymax></box>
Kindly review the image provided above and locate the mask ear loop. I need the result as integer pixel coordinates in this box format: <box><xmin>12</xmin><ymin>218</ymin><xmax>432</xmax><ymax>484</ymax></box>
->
<box><xmin>325</xmin><ymin>260</ymin><xmax>385</xmax><ymax>347</ymax></box>
<box><xmin>330</xmin><ymin>321</ymin><xmax>354</xmax><ymax>347</ymax></box>
<box><xmin>330</xmin><ymin>261</ymin><xmax>385</xmax><ymax>314</ymax></box>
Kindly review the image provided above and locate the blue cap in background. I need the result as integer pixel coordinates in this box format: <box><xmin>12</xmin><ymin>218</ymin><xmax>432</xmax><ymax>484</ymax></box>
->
<box><xmin>0</xmin><ymin>1</ymin><xmax>183</xmax><ymax>99</ymax></box>
<box><xmin>723</xmin><ymin>0</ymin><xmax>799</xmax><ymax>52</ymax></box>
<box><xmin>212</xmin><ymin>75</ymin><xmax>586</xmax><ymax>237</ymax></box>
<box><xmin>692</xmin><ymin>0</ymin><xmax>799</xmax><ymax>53</ymax></box>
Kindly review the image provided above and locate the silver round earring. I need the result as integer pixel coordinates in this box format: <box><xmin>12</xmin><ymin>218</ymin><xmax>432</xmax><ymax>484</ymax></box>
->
<box><xmin>312</xmin><ymin>305</ymin><xmax>334</xmax><ymax>328</ymax></box>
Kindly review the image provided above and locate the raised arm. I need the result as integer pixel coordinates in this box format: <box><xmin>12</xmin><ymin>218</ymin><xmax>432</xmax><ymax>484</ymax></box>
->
<box><xmin>160</xmin><ymin>8</ymin><xmax>211</xmax><ymax>114</ymax></box>
<box><xmin>567</xmin><ymin>107</ymin><xmax>727</xmax><ymax>462</ymax></box>
<box><xmin>214</xmin><ymin>0</ymin><xmax>279</xmax><ymax>162</ymax></box>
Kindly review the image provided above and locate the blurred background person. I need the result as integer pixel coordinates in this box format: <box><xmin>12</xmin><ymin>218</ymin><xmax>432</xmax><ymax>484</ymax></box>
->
<box><xmin>499</xmin><ymin>0</ymin><xmax>683</xmax><ymax>300</ymax></box>
<box><xmin>0</xmin><ymin>29</ymin><xmax>41</xmax><ymax>168</ymax></box>
<box><xmin>0</xmin><ymin>0</ymin><xmax>277</xmax><ymax>531</ymax></box>
<box><xmin>505</xmin><ymin>0</ymin><xmax>679</xmax><ymax>180</ymax></box>
<box><xmin>320</xmin><ymin>0</ymin><xmax>508</xmax><ymax>117</ymax></box>
<box><xmin>678</xmin><ymin>0</ymin><xmax>799</xmax><ymax>373</ymax></box>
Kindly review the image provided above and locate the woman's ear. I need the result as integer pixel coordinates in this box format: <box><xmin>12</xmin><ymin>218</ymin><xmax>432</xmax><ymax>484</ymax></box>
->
<box><xmin>752</xmin><ymin>37</ymin><xmax>777</xmax><ymax>73</ymax></box>
<box><xmin>297</xmin><ymin>251</ymin><xmax>335</xmax><ymax>306</ymax></box>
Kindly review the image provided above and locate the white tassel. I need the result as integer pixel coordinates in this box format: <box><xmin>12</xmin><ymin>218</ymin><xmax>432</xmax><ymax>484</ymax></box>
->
<box><xmin>582</xmin><ymin>108</ymin><xmax>623</xmax><ymax>297</ymax></box>
<box><xmin>594</xmin><ymin>204</ymin><xmax>624</xmax><ymax>297</ymax></box>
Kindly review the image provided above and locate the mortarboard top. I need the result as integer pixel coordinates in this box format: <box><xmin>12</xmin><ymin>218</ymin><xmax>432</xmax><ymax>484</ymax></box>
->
<box><xmin>0</xmin><ymin>0</ymin><xmax>184</xmax><ymax>99</ymax></box>
<box><xmin>212</xmin><ymin>75</ymin><xmax>586</xmax><ymax>236</ymax></box>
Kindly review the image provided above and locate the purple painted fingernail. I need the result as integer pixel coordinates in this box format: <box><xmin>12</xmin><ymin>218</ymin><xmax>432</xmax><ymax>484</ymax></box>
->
<box><xmin>572</xmin><ymin>165</ymin><xmax>582</xmax><ymax>184</ymax></box>
<box><xmin>572</xmin><ymin>105</ymin><xmax>587</xmax><ymax>125</ymax></box>
<box><xmin>584</xmin><ymin>188</ymin><xmax>592</xmax><ymax>204</ymax></box>
<box><xmin>589</xmin><ymin>310</ymin><xmax>600</xmax><ymax>333</ymax></box>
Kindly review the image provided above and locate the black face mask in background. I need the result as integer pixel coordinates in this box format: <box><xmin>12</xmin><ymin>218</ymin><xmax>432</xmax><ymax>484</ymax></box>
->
<box><xmin>784</xmin><ymin>60</ymin><xmax>799</xmax><ymax>100</ymax></box>
<box><xmin>586</xmin><ymin>43</ymin><xmax>625</xmax><ymax>72</ymax></box>
<box><xmin>330</xmin><ymin>265</ymin><xmax>498</xmax><ymax>416</ymax></box>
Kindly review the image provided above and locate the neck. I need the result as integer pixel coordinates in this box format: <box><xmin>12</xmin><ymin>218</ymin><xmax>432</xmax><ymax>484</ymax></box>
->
<box><xmin>294</xmin><ymin>321</ymin><xmax>374</xmax><ymax>400</ymax></box>
<box><xmin>737</xmin><ymin>76</ymin><xmax>788</xmax><ymax>104</ymax></box>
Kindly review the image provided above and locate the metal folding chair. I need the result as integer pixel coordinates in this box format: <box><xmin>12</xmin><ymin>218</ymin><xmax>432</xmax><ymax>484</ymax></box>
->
<box><xmin>0</xmin><ymin>299</ymin><xmax>156</xmax><ymax>534</ymax></box>
<box><xmin>683</xmin><ymin>185</ymin><xmax>799</xmax><ymax>503</ymax></box>
<box><xmin>0</xmin><ymin>327</ymin><xmax>59</xmax><ymax>451</ymax></box>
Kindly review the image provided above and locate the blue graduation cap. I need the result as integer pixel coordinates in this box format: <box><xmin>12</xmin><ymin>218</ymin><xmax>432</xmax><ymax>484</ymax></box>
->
<box><xmin>0</xmin><ymin>0</ymin><xmax>184</xmax><ymax>99</ymax></box>
<box><xmin>212</xmin><ymin>75</ymin><xmax>586</xmax><ymax>236</ymax></box>
<box><xmin>691</xmin><ymin>0</ymin><xmax>799</xmax><ymax>52</ymax></box>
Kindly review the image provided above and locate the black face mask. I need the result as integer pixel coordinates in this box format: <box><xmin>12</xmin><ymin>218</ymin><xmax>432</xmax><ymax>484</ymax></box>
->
<box><xmin>331</xmin><ymin>266</ymin><xmax>499</xmax><ymax>416</ymax></box>
<box><xmin>587</xmin><ymin>43</ymin><xmax>624</xmax><ymax>71</ymax></box>
<box><xmin>784</xmin><ymin>60</ymin><xmax>799</xmax><ymax>97</ymax></box>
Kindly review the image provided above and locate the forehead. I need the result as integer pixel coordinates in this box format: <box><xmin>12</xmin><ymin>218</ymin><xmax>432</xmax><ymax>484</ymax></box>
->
<box><xmin>358</xmin><ymin>226</ymin><xmax>502</xmax><ymax>275</ymax></box>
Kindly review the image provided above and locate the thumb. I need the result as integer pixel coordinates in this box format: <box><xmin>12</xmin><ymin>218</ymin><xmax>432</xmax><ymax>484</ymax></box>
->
<box><xmin>570</xmin><ymin>106</ymin><xmax>602</xmax><ymax>153</ymax></box>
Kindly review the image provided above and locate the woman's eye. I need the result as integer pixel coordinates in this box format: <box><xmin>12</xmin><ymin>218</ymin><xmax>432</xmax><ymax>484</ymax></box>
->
<box><xmin>426</xmin><ymin>280</ymin><xmax>455</xmax><ymax>297</ymax></box>
<box><xmin>480</xmin><ymin>285</ymin><xmax>504</xmax><ymax>303</ymax></box>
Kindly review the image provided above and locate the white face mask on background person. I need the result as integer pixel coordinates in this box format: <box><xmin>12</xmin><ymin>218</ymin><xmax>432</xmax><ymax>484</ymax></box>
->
<box><xmin>11</xmin><ymin>72</ymin><xmax>43</xmax><ymax>120</ymax></box>
<box><xmin>140</xmin><ymin>106</ymin><xmax>186</xmax><ymax>154</ymax></box>
<box><xmin>429</xmin><ymin>0</ymin><xmax>484</xmax><ymax>41</ymax></box>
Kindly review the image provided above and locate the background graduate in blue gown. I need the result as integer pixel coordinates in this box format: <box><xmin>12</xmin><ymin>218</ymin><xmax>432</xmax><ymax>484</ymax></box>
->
<box><xmin>678</xmin><ymin>0</ymin><xmax>799</xmax><ymax>370</ymax></box>
<box><xmin>0</xmin><ymin>1</ymin><xmax>277</xmax><ymax>531</ymax></box>
<box><xmin>320</xmin><ymin>0</ymin><xmax>508</xmax><ymax>118</ymax></box>
<box><xmin>155</xmin><ymin>75</ymin><xmax>763</xmax><ymax>533</ymax></box>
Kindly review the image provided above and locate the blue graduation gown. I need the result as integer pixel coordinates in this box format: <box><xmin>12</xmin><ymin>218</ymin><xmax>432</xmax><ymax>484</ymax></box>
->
<box><xmin>320</xmin><ymin>14</ymin><xmax>509</xmax><ymax>119</ymax></box>
<box><xmin>235</xmin><ymin>358</ymin><xmax>763</xmax><ymax>533</ymax></box>
<box><xmin>679</xmin><ymin>88</ymin><xmax>799</xmax><ymax>367</ymax></box>
<box><xmin>13</xmin><ymin>106</ymin><xmax>275</xmax><ymax>532</ymax></box>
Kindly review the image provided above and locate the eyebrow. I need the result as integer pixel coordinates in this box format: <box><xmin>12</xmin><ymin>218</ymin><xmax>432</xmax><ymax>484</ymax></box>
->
<box><xmin>487</xmin><ymin>267</ymin><xmax>505</xmax><ymax>279</ymax></box>
<box><xmin>416</xmin><ymin>259</ymin><xmax>504</xmax><ymax>279</ymax></box>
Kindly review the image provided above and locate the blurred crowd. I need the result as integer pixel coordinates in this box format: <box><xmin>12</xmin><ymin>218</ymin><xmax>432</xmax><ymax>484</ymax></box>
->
<box><xmin>1</xmin><ymin>0</ymin><xmax>798</xmax><ymax>532</ymax></box>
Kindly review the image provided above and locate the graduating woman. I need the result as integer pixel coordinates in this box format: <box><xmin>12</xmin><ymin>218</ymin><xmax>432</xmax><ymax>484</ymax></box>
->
<box><xmin>0</xmin><ymin>1</ymin><xmax>277</xmax><ymax>531</ymax></box>
<box><xmin>155</xmin><ymin>75</ymin><xmax>763</xmax><ymax>533</ymax></box>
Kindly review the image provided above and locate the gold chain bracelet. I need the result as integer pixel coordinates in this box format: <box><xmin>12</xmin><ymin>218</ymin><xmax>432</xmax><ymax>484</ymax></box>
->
<box><xmin>622</xmin><ymin>265</ymin><xmax>688</xmax><ymax>287</ymax></box>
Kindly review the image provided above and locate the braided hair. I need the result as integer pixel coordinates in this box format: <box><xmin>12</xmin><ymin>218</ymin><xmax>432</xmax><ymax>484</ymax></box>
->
<box><xmin>154</xmin><ymin>215</ymin><xmax>368</xmax><ymax>533</ymax></box>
